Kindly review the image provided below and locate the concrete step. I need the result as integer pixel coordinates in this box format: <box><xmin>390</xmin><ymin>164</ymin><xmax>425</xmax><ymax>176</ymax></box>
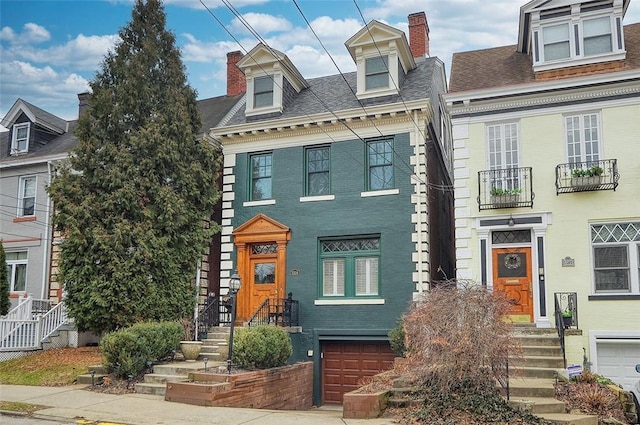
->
<box><xmin>153</xmin><ymin>362</ymin><xmax>209</xmax><ymax>375</ymax></box>
<box><xmin>536</xmin><ymin>413</ymin><xmax>598</xmax><ymax>425</ymax></box>
<box><xmin>511</xmin><ymin>356</ymin><xmax>565</xmax><ymax>369</ymax></box>
<box><xmin>143</xmin><ymin>373</ymin><xmax>190</xmax><ymax>384</ymax></box>
<box><xmin>135</xmin><ymin>382</ymin><xmax>168</xmax><ymax>396</ymax></box>
<box><xmin>508</xmin><ymin>397</ymin><xmax>566</xmax><ymax>414</ymax></box>
<box><xmin>76</xmin><ymin>373</ymin><xmax>106</xmax><ymax>385</ymax></box>
<box><xmin>88</xmin><ymin>364</ymin><xmax>108</xmax><ymax>374</ymax></box>
<box><xmin>522</xmin><ymin>345</ymin><xmax>563</xmax><ymax>357</ymax></box>
<box><xmin>513</xmin><ymin>335</ymin><xmax>562</xmax><ymax>347</ymax></box>
<box><xmin>505</xmin><ymin>378</ymin><xmax>556</xmax><ymax>398</ymax></box>
<box><xmin>198</xmin><ymin>352</ymin><xmax>226</xmax><ymax>362</ymax></box>
<box><xmin>512</xmin><ymin>366</ymin><xmax>560</xmax><ymax>379</ymax></box>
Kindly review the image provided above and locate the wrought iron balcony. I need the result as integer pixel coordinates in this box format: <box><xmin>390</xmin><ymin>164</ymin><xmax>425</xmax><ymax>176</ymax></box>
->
<box><xmin>555</xmin><ymin>159</ymin><xmax>619</xmax><ymax>194</ymax></box>
<box><xmin>478</xmin><ymin>167</ymin><xmax>534</xmax><ymax>210</ymax></box>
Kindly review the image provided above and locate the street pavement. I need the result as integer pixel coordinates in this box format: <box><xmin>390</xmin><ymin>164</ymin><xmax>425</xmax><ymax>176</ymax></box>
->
<box><xmin>0</xmin><ymin>384</ymin><xmax>398</xmax><ymax>425</ymax></box>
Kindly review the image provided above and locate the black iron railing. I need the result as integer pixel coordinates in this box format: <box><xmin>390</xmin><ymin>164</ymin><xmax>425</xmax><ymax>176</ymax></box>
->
<box><xmin>554</xmin><ymin>292</ymin><xmax>578</xmax><ymax>368</ymax></box>
<box><xmin>492</xmin><ymin>351</ymin><xmax>510</xmax><ymax>401</ymax></box>
<box><xmin>555</xmin><ymin>159</ymin><xmax>619</xmax><ymax>194</ymax></box>
<box><xmin>247</xmin><ymin>294</ymin><xmax>299</xmax><ymax>327</ymax></box>
<box><xmin>195</xmin><ymin>294</ymin><xmax>235</xmax><ymax>340</ymax></box>
<box><xmin>478</xmin><ymin>167</ymin><xmax>534</xmax><ymax>210</ymax></box>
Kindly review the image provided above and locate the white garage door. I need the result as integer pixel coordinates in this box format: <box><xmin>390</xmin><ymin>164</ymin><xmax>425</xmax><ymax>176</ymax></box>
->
<box><xmin>596</xmin><ymin>341</ymin><xmax>640</xmax><ymax>391</ymax></box>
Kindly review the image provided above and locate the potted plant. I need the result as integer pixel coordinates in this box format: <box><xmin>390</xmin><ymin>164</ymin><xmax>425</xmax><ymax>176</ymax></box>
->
<box><xmin>179</xmin><ymin>317</ymin><xmax>202</xmax><ymax>361</ymax></box>
<box><xmin>490</xmin><ymin>187</ymin><xmax>521</xmax><ymax>208</ymax></box>
<box><xmin>571</xmin><ymin>165</ymin><xmax>603</xmax><ymax>187</ymax></box>
<box><xmin>561</xmin><ymin>310</ymin><xmax>573</xmax><ymax>329</ymax></box>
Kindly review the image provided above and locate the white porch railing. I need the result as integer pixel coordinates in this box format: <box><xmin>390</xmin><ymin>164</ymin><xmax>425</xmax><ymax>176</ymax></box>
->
<box><xmin>0</xmin><ymin>294</ymin><xmax>69</xmax><ymax>351</ymax></box>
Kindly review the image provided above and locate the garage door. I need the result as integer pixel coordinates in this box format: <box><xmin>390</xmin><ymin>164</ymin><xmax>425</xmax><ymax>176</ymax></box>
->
<box><xmin>596</xmin><ymin>341</ymin><xmax>640</xmax><ymax>391</ymax></box>
<box><xmin>321</xmin><ymin>341</ymin><xmax>396</xmax><ymax>404</ymax></box>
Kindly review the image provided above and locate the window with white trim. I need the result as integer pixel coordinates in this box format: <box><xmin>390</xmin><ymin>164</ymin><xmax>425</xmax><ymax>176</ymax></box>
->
<box><xmin>320</xmin><ymin>237</ymin><xmax>380</xmax><ymax>298</ymax></box>
<box><xmin>253</xmin><ymin>76</ymin><xmax>274</xmax><ymax>108</ymax></box>
<box><xmin>566</xmin><ymin>113</ymin><xmax>600</xmax><ymax>164</ymax></box>
<box><xmin>6</xmin><ymin>251</ymin><xmax>27</xmax><ymax>292</ymax></box>
<box><xmin>11</xmin><ymin>122</ymin><xmax>30</xmax><ymax>154</ymax></box>
<box><xmin>365</xmin><ymin>56</ymin><xmax>389</xmax><ymax>90</ymax></box>
<box><xmin>18</xmin><ymin>176</ymin><xmax>36</xmax><ymax>216</ymax></box>
<box><xmin>487</xmin><ymin>123</ymin><xmax>520</xmax><ymax>190</ymax></box>
<box><xmin>591</xmin><ymin>222</ymin><xmax>640</xmax><ymax>294</ymax></box>
<box><xmin>532</xmin><ymin>8</ymin><xmax>624</xmax><ymax>69</ymax></box>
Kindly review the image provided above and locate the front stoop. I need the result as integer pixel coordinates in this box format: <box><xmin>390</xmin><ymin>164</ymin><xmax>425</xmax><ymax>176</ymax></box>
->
<box><xmin>76</xmin><ymin>365</ymin><xmax>108</xmax><ymax>385</ymax></box>
<box><xmin>135</xmin><ymin>361</ymin><xmax>224</xmax><ymax>396</ymax></box>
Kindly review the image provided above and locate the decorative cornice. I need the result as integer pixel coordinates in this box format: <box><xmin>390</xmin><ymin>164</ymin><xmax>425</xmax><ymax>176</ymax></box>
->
<box><xmin>448</xmin><ymin>81</ymin><xmax>640</xmax><ymax>117</ymax></box>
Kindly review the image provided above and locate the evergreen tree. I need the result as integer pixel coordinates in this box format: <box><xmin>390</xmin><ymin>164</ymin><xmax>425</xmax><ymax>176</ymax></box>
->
<box><xmin>0</xmin><ymin>243</ymin><xmax>10</xmax><ymax>316</ymax></box>
<box><xmin>48</xmin><ymin>0</ymin><xmax>220</xmax><ymax>333</ymax></box>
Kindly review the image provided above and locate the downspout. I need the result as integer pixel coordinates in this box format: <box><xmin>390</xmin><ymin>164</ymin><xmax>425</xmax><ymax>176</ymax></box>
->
<box><xmin>193</xmin><ymin>259</ymin><xmax>202</xmax><ymax>341</ymax></box>
<box><xmin>40</xmin><ymin>161</ymin><xmax>53</xmax><ymax>300</ymax></box>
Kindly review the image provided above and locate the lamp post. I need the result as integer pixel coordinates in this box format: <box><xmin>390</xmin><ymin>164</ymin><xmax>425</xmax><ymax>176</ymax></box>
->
<box><xmin>227</xmin><ymin>272</ymin><xmax>241</xmax><ymax>374</ymax></box>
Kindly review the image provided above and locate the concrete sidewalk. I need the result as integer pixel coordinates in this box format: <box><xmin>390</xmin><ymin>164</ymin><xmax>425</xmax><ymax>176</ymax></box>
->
<box><xmin>0</xmin><ymin>384</ymin><xmax>397</xmax><ymax>425</ymax></box>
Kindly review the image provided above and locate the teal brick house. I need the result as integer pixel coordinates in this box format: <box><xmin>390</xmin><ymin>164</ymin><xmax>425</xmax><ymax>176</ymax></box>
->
<box><xmin>212</xmin><ymin>12</ymin><xmax>454</xmax><ymax>405</ymax></box>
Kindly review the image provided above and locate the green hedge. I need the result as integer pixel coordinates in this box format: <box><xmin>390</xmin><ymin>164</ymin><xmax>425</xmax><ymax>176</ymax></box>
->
<box><xmin>101</xmin><ymin>321</ymin><xmax>182</xmax><ymax>377</ymax></box>
<box><xmin>233</xmin><ymin>325</ymin><xmax>292</xmax><ymax>369</ymax></box>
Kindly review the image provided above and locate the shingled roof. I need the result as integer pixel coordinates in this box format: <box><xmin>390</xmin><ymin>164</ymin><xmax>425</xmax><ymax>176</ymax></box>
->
<box><xmin>224</xmin><ymin>57</ymin><xmax>440</xmax><ymax>127</ymax></box>
<box><xmin>450</xmin><ymin>22</ymin><xmax>640</xmax><ymax>94</ymax></box>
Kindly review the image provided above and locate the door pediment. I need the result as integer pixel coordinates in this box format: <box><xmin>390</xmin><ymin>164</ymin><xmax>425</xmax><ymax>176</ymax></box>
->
<box><xmin>232</xmin><ymin>214</ymin><xmax>290</xmax><ymax>244</ymax></box>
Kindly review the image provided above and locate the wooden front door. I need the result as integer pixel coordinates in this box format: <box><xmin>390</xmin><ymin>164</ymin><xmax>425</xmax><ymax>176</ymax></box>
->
<box><xmin>492</xmin><ymin>247</ymin><xmax>533</xmax><ymax>322</ymax></box>
<box><xmin>232</xmin><ymin>214</ymin><xmax>290</xmax><ymax>323</ymax></box>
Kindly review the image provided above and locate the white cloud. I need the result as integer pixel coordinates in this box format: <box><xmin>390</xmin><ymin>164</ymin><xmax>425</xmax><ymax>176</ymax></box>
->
<box><xmin>0</xmin><ymin>27</ymin><xmax>16</xmax><ymax>42</ymax></box>
<box><xmin>167</xmin><ymin>0</ymin><xmax>270</xmax><ymax>9</ymax></box>
<box><xmin>23</xmin><ymin>23</ymin><xmax>51</xmax><ymax>44</ymax></box>
<box><xmin>229</xmin><ymin>12</ymin><xmax>292</xmax><ymax>35</ymax></box>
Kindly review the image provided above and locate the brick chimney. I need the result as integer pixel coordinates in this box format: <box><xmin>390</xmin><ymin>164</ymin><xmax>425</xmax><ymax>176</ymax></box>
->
<box><xmin>227</xmin><ymin>51</ymin><xmax>246</xmax><ymax>97</ymax></box>
<box><xmin>78</xmin><ymin>92</ymin><xmax>90</xmax><ymax>118</ymax></box>
<box><xmin>408</xmin><ymin>12</ymin><xmax>429</xmax><ymax>58</ymax></box>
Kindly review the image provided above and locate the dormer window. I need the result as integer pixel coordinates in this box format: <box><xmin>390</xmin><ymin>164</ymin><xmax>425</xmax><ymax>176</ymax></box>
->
<box><xmin>530</xmin><ymin>1</ymin><xmax>625</xmax><ymax>72</ymax></box>
<box><xmin>365</xmin><ymin>56</ymin><xmax>389</xmax><ymax>90</ymax></box>
<box><xmin>11</xmin><ymin>122</ymin><xmax>30</xmax><ymax>154</ymax></box>
<box><xmin>254</xmin><ymin>76</ymin><xmax>274</xmax><ymax>108</ymax></box>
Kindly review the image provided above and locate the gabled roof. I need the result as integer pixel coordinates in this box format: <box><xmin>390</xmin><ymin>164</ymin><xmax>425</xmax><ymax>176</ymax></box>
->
<box><xmin>345</xmin><ymin>19</ymin><xmax>416</xmax><ymax>73</ymax></box>
<box><xmin>1</xmin><ymin>94</ymin><xmax>243</xmax><ymax>166</ymax></box>
<box><xmin>449</xmin><ymin>22</ymin><xmax>640</xmax><ymax>94</ymax></box>
<box><xmin>223</xmin><ymin>58</ymin><xmax>440</xmax><ymax>127</ymax></box>
<box><xmin>4</xmin><ymin>98</ymin><xmax>67</xmax><ymax>134</ymax></box>
<box><xmin>237</xmin><ymin>43</ymin><xmax>308</xmax><ymax>92</ymax></box>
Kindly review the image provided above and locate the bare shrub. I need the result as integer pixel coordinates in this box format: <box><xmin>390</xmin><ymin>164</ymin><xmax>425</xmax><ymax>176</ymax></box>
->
<box><xmin>402</xmin><ymin>280</ymin><xmax>521</xmax><ymax>394</ymax></box>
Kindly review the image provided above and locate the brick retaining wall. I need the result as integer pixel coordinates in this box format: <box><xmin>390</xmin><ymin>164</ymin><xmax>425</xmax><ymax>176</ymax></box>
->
<box><xmin>165</xmin><ymin>362</ymin><xmax>313</xmax><ymax>409</ymax></box>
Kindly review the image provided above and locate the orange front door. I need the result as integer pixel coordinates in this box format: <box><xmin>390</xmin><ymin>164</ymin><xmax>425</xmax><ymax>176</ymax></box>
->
<box><xmin>492</xmin><ymin>247</ymin><xmax>533</xmax><ymax>322</ymax></box>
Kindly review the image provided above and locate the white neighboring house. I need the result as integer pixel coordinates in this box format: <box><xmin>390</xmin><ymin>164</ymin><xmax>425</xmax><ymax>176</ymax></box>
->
<box><xmin>445</xmin><ymin>0</ymin><xmax>640</xmax><ymax>399</ymax></box>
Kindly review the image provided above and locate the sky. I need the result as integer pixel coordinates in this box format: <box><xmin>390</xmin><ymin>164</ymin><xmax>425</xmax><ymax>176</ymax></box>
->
<box><xmin>1</xmin><ymin>0</ymin><xmax>640</xmax><ymax>125</ymax></box>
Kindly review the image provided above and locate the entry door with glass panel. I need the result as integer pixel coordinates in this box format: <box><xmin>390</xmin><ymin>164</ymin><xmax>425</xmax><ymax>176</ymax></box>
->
<box><xmin>492</xmin><ymin>247</ymin><xmax>533</xmax><ymax>322</ymax></box>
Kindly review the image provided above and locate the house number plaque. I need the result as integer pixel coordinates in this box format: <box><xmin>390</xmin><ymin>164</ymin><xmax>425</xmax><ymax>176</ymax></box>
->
<box><xmin>562</xmin><ymin>257</ymin><xmax>575</xmax><ymax>267</ymax></box>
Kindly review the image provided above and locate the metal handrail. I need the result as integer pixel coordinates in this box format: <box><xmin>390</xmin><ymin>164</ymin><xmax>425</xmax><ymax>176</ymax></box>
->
<box><xmin>196</xmin><ymin>295</ymin><xmax>220</xmax><ymax>340</ymax></box>
<box><xmin>554</xmin><ymin>292</ymin><xmax>577</xmax><ymax>369</ymax></box>
<box><xmin>247</xmin><ymin>298</ymin><xmax>271</xmax><ymax>327</ymax></box>
<box><xmin>247</xmin><ymin>296</ymin><xmax>300</xmax><ymax>328</ymax></box>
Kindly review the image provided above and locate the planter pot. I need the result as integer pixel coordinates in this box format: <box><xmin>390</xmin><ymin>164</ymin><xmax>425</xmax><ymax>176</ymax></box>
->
<box><xmin>180</xmin><ymin>340</ymin><xmax>203</xmax><ymax>361</ymax></box>
<box><xmin>491</xmin><ymin>194</ymin><xmax>519</xmax><ymax>208</ymax></box>
<box><xmin>571</xmin><ymin>175</ymin><xmax>602</xmax><ymax>188</ymax></box>
<box><xmin>562</xmin><ymin>316</ymin><xmax>572</xmax><ymax>329</ymax></box>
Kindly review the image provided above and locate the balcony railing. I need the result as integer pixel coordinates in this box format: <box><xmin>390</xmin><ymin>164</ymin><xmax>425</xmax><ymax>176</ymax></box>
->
<box><xmin>478</xmin><ymin>167</ymin><xmax>534</xmax><ymax>210</ymax></box>
<box><xmin>555</xmin><ymin>159</ymin><xmax>619</xmax><ymax>194</ymax></box>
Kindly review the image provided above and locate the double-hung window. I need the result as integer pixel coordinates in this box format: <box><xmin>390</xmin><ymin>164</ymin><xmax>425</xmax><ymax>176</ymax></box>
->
<box><xmin>367</xmin><ymin>138</ymin><xmax>394</xmax><ymax>190</ymax></box>
<box><xmin>254</xmin><ymin>76</ymin><xmax>274</xmax><ymax>108</ymax></box>
<box><xmin>591</xmin><ymin>222</ymin><xmax>640</xmax><ymax>294</ymax></box>
<box><xmin>565</xmin><ymin>113</ymin><xmax>600</xmax><ymax>164</ymax></box>
<box><xmin>320</xmin><ymin>237</ymin><xmax>380</xmax><ymax>298</ymax></box>
<box><xmin>583</xmin><ymin>16</ymin><xmax>612</xmax><ymax>56</ymax></box>
<box><xmin>6</xmin><ymin>251</ymin><xmax>28</xmax><ymax>292</ymax></box>
<box><xmin>365</xmin><ymin>56</ymin><xmax>389</xmax><ymax>90</ymax></box>
<box><xmin>11</xmin><ymin>123</ymin><xmax>30</xmax><ymax>154</ymax></box>
<box><xmin>250</xmin><ymin>153</ymin><xmax>272</xmax><ymax>201</ymax></box>
<box><xmin>543</xmin><ymin>23</ymin><xmax>571</xmax><ymax>61</ymax></box>
<box><xmin>305</xmin><ymin>146</ymin><xmax>330</xmax><ymax>196</ymax></box>
<box><xmin>18</xmin><ymin>176</ymin><xmax>36</xmax><ymax>217</ymax></box>
<box><xmin>487</xmin><ymin>123</ymin><xmax>520</xmax><ymax>190</ymax></box>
